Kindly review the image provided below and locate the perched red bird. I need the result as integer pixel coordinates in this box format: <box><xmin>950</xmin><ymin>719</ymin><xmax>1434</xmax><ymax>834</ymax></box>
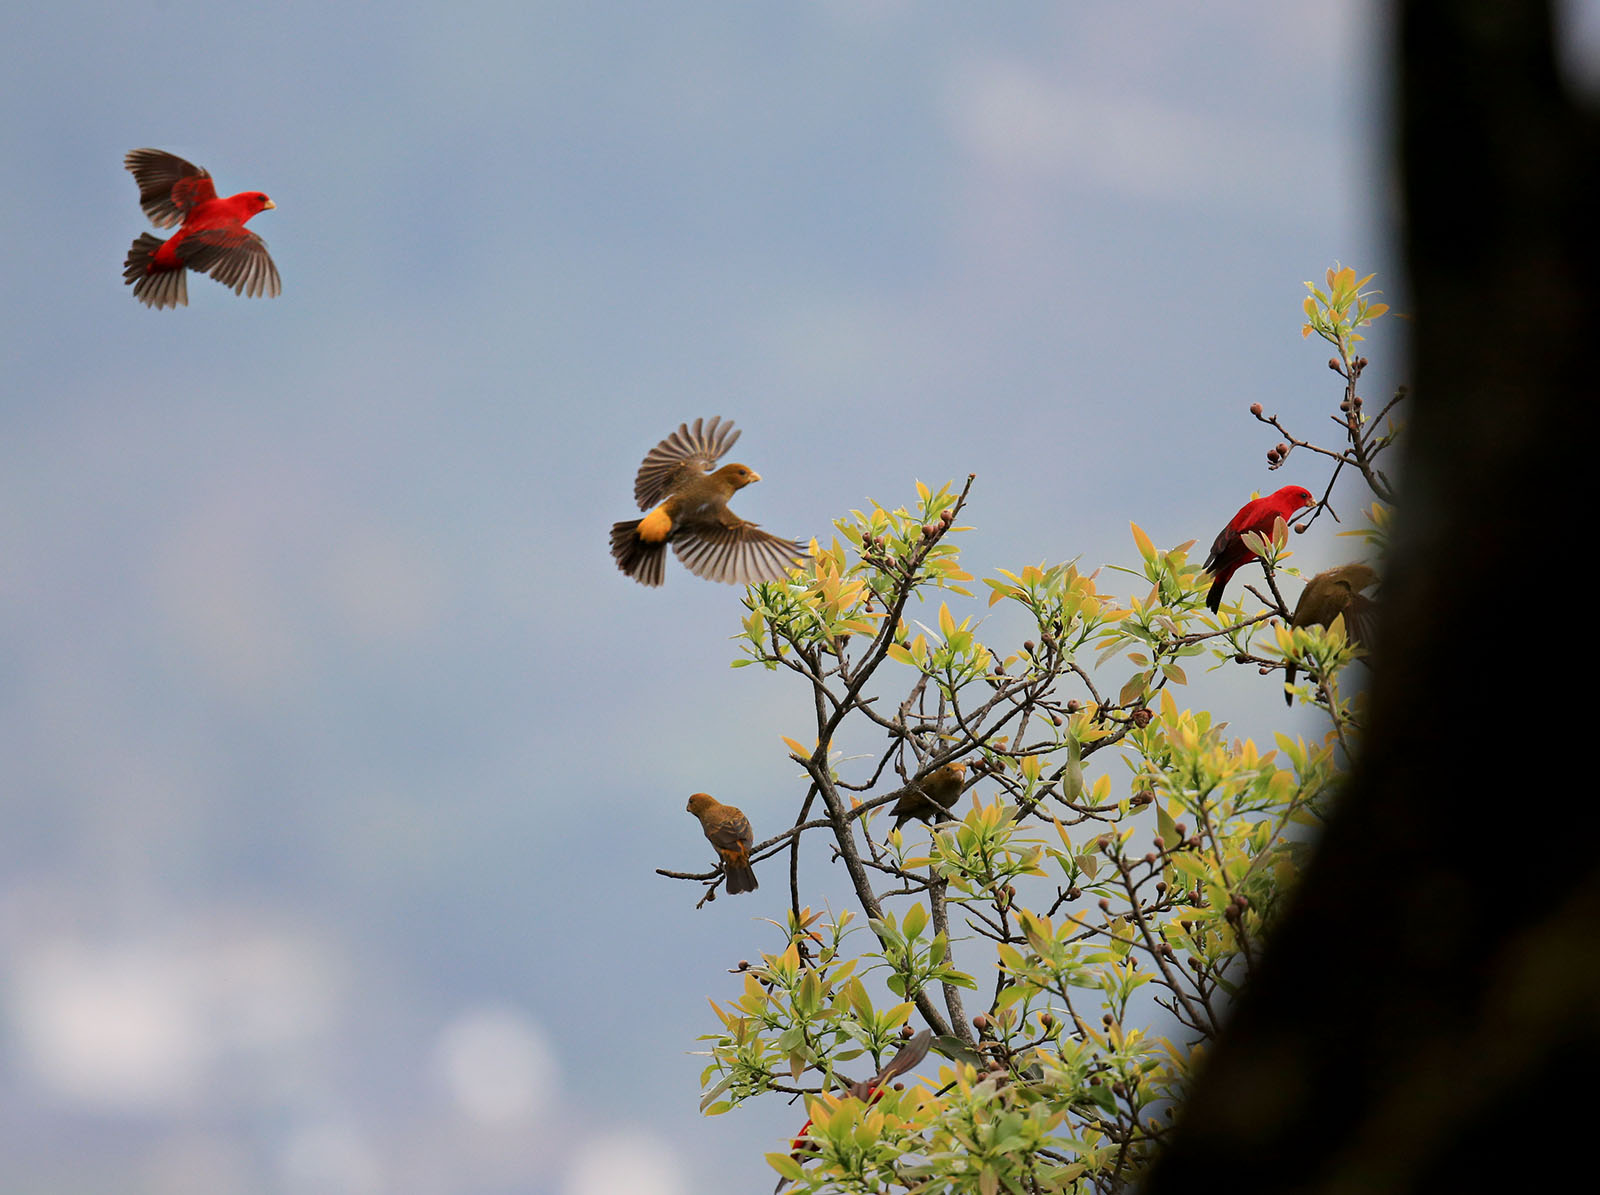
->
<box><xmin>888</xmin><ymin>761</ymin><xmax>967</xmax><ymax>830</ymax></box>
<box><xmin>610</xmin><ymin>417</ymin><xmax>806</xmax><ymax>586</ymax></box>
<box><xmin>686</xmin><ymin>793</ymin><xmax>758</xmax><ymax>894</ymax></box>
<box><xmin>1284</xmin><ymin>563</ymin><xmax>1380</xmax><ymax>704</ymax></box>
<box><xmin>779</xmin><ymin>1030</ymin><xmax>934</xmax><ymax>1191</ymax></box>
<box><xmin>123</xmin><ymin>149</ymin><xmax>280</xmax><ymax>308</ymax></box>
<box><xmin>1202</xmin><ymin>485</ymin><xmax>1315</xmax><ymax>612</ymax></box>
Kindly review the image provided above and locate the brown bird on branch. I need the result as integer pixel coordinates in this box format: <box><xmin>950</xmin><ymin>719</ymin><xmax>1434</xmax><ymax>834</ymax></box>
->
<box><xmin>686</xmin><ymin>793</ymin><xmax>758</xmax><ymax>894</ymax></box>
<box><xmin>610</xmin><ymin>417</ymin><xmax>807</xmax><ymax>587</ymax></box>
<box><xmin>1284</xmin><ymin>563</ymin><xmax>1380</xmax><ymax>704</ymax></box>
<box><xmin>889</xmin><ymin>762</ymin><xmax>967</xmax><ymax>830</ymax></box>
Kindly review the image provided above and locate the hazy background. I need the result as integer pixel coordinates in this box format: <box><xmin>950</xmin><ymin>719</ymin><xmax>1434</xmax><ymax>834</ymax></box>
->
<box><xmin>0</xmin><ymin>3</ymin><xmax>1419</xmax><ymax>1193</ymax></box>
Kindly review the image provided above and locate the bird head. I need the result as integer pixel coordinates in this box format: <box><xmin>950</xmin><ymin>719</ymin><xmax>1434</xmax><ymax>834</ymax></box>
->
<box><xmin>244</xmin><ymin>192</ymin><xmax>275</xmax><ymax>213</ymax></box>
<box><xmin>1339</xmin><ymin>562</ymin><xmax>1380</xmax><ymax>592</ymax></box>
<box><xmin>686</xmin><ymin>793</ymin><xmax>717</xmax><ymax>816</ymax></box>
<box><xmin>712</xmin><ymin>463</ymin><xmax>761</xmax><ymax>490</ymax></box>
<box><xmin>1281</xmin><ymin>485</ymin><xmax>1315</xmax><ymax>511</ymax></box>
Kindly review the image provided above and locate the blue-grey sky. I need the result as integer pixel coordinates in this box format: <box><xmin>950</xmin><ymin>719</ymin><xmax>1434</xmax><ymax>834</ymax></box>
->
<box><xmin>2</xmin><ymin>4</ymin><xmax>1403</xmax><ymax>1193</ymax></box>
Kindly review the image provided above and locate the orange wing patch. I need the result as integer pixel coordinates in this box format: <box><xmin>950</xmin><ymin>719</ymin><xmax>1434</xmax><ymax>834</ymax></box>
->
<box><xmin>637</xmin><ymin>505</ymin><xmax>673</xmax><ymax>543</ymax></box>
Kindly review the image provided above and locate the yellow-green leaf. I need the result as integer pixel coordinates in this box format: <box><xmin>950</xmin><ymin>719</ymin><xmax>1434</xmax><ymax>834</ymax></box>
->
<box><xmin>1130</xmin><ymin>521</ymin><xmax>1155</xmax><ymax>562</ymax></box>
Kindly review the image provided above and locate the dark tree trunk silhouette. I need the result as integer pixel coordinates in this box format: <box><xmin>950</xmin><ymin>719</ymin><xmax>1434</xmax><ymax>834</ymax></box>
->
<box><xmin>1141</xmin><ymin>4</ymin><xmax>1598</xmax><ymax>1191</ymax></box>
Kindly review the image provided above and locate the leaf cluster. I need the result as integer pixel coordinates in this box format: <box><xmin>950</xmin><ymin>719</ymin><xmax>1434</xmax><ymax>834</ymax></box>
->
<box><xmin>666</xmin><ymin>268</ymin><xmax>1400</xmax><ymax>1193</ymax></box>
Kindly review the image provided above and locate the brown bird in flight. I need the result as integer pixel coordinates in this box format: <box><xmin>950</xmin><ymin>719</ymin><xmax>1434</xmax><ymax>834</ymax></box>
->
<box><xmin>610</xmin><ymin>417</ymin><xmax>806</xmax><ymax>587</ymax></box>
<box><xmin>1284</xmin><ymin>563</ymin><xmax>1380</xmax><ymax>704</ymax></box>
<box><xmin>686</xmin><ymin>793</ymin><xmax>758</xmax><ymax>894</ymax></box>
<box><xmin>889</xmin><ymin>762</ymin><xmax>967</xmax><ymax>830</ymax></box>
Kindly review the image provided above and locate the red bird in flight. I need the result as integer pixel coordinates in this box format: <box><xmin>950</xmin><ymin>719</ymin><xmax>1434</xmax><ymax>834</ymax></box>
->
<box><xmin>123</xmin><ymin>149</ymin><xmax>280</xmax><ymax>308</ymax></box>
<box><xmin>1202</xmin><ymin>485</ymin><xmax>1315</xmax><ymax>612</ymax></box>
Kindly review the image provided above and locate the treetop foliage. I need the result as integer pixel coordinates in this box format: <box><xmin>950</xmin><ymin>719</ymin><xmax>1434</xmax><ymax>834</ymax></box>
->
<box><xmin>661</xmin><ymin>267</ymin><xmax>1399</xmax><ymax>1194</ymax></box>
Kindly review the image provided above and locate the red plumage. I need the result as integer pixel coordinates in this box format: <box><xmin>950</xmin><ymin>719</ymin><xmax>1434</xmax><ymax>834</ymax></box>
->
<box><xmin>1202</xmin><ymin>485</ymin><xmax>1315</xmax><ymax>612</ymax></box>
<box><xmin>123</xmin><ymin>149</ymin><xmax>280</xmax><ymax>308</ymax></box>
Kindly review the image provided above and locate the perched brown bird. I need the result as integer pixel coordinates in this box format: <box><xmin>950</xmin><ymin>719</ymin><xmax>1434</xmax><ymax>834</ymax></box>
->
<box><xmin>686</xmin><ymin>793</ymin><xmax>758</xmax><ymax>894</ymax></box>
<box><xmin>610</xmin><ymin>417</ymin><xmax>806</xmax><ymax>587</ymax></box>
<box><xmin>1284</xmin><ymin>563</ymin><xmax>1380</xmax><ymax>704</ymax></box>
<box><xmin>889</xmin><ymin>762</ymin><xmax>967</xmax><ymax>830</ymax></box>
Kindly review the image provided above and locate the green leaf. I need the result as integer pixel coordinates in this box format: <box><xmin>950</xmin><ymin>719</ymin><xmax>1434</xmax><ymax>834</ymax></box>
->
<box><xmin>1130</xmin><ymin>522</ymin><xmax>1156</xmax><ymax>562</ymax></box>
<box><xmin>1063</xmin><ymin>735</ymin><xmax>1084</xmax><ymax>803</ymax></box>
<box><xmin>766</xmin><ymin>1153</ymin><xmax>807</xmax><ymax>1181</ymax></box>
<box><xmin>903</xmin><ymin>902</ymin><xmax>928</xmax><ymax>940</ymax></box>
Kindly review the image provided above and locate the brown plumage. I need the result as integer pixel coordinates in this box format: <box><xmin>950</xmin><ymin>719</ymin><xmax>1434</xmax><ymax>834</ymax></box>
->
<box><xmin>610</xmin><ymin>417</ymin><xmax>806</xmax><ymax>587</ymax></box>
<box><xmin>889</xmin><ymin>762</ymin><xmax>967</xmax><ymax>830</ymax></box>
<box><xmin>687</xmin><ymin>793</ymin><xmax>758</xmax><ymax>894</ymax></box>
<box><xmin>1284</xmin><ymin>563</ymin><xmax>1380</xmax><ymax>704</ymax></box>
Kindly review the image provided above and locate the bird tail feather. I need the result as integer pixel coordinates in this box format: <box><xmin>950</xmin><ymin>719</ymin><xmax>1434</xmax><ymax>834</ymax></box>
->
<box><xmin>611</xmin><ymin>519</ymin><xmax>668</xmax><ymax>586</ymax></box>
<box><xmin>1205</xmin><ymin>570</ymin><xmax>1231</xmax><ymax>613</ymax></box>
<box><xmin>124</xmin><ymin>233</ymin><xmax>186</xmax><ymax>309</ymax></box>
<box><xmin>721</xmin><ymin>849</ymin><xmax>758</xmax><ymax>894</ymax></box>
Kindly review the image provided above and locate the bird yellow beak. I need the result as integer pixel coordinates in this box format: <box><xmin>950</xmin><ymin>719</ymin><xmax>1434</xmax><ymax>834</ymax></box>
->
<box><xmin>263</xmin><ymin>199</ymin><xmax>276</xmax><ymax>209</ymax></box>
<box><xmin>748</xmin><ymin>471</ymin><xmax>761</xmax><ymax>482</ymax></box>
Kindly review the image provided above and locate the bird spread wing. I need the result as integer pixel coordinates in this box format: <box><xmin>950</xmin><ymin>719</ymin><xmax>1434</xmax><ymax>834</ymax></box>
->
<box><xmin>672</xmin><ymin>520</ymin><xmax>805</xmax><ymax>586</ymax></box>
<box><xmin>633</xmin><ymin>417</ymin><xmax>742</xmax><ymax>510</ymax></box>
<box><xmin>178</xmin><ymin>228</ymin><xmax>282</xmax><ymax>298</ymax></box>
<box><xmin>125</xmin><ymin>149</ymin><xmax>217</xmax><ymax>228</ymax></box>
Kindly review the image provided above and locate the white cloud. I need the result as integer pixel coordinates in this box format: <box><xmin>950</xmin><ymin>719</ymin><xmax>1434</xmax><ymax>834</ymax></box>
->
<box><xmin>9</xmin><ymin>941</ymin><xmax>208</xmax><ymax>1111</ymax></box>
<box><xmin>5</xmin><ymin>928</ymin><xmax>342</xmax><ymax>1114</ymax></box>
<box><xmin>947</xmin><ymin>57</ymin><xmax>1336</xmax><ymax>218</ymax></box>
<box><xmin>565</xmin><ymin>1131</ymin><xmax>688</xmax><ymax>1195</ymax></box>
<box><xmin>432</xmin><ymin>1005</ymin><xmax>559</xmax><ymax>1125</ymax></box>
